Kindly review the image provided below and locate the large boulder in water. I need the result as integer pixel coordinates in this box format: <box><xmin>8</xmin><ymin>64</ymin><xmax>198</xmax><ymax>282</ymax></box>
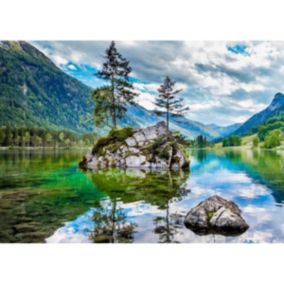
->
<box><xmin>184</xmin><ymin>195</ymin><xmax>249</xmax><ymax>236</ymax></box>
<box><xmin>80</xmin><ymin>121</ymin><xmax>190</xmax><ymax>170</ymax></box>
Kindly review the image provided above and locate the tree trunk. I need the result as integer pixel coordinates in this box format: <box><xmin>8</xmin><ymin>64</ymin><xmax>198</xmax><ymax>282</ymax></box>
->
<box><xmin>111</xmin><ymin>77</ymin><xmax>117</xmax><ymax>129</ymax></box>
<box><xmin>166</xmin><ymin>100</ymin><xmax>169</xmax><ymax>137</ymax></box>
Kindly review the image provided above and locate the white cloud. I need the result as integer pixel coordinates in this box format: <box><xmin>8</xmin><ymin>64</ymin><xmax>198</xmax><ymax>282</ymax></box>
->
<box><xmin>67</xmin><ymin>64</ymin><xmax>77</xmax><ymax>70</ymax></box>
<box><xmin>52</xmin><ymin>54</ymin><xmax>68</xmax><ymax>65</ymax></box>
<box><xmin>32</xmin><ymin>40</ymin><xmax>284</xmax><ymax>125</ymax></box>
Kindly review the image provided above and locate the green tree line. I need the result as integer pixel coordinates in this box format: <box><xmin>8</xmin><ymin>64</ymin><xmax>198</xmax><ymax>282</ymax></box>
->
<box><xmin>0</xmin><ymin>127</ymin><xmax>97</xmax><ymax>147</ymax></box>
<box><xmin>222</xmin><ymin>135</ymin><xmax>242</xmax><ymax>147</ymax></box>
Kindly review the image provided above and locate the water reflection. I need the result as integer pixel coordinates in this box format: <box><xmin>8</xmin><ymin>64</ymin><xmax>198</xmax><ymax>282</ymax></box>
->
<box><xmin>49</xmin><ymin>149</ymin><xmax>284</xmax><ymax>243</ymax></box>
<box><xmin>90</xmin><ymin>200</ymin><xmax>137</xmax><ymax>243</ymax></box>
<box><xmin>153</xmin><ymin>203</ymin><xmax>184</xmax><ymax>243</ymax></box>
<box><xmin>1</xmin><ymin>148</ymin><xmax>284</xmax><ymax>243</ymax></box>
<box><xmin>87</xmin><ymin>169</ymin><xmax>190</xmax><ymax>209</ymax></box>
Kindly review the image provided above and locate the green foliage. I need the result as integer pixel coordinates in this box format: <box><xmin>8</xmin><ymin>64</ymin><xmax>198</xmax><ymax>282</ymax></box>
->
<box><xmin>94</xmin><ymin>41</ymin><xmax>137</xmax><ymax>129</ymax></box>
<box><xmin>109</xmin><ymin>127</ymin><xmax>134</xmax><ymax>141</ymax></box>
<box><xmin>155</xmin><ymin>76</ymin><xmax>189</xmax><ymax>132</ymax></box>
<box><xmin>257</xmin><ymin>114</ymin><xmax>284</xmax><ymax>141</ymax></box>
<box><xmin>172</xmin><ymin>131</ymin><xmax>191</xmax><ymax>146</ymax></box>
<box><xmin>0</xmin><ymin>127</ymin><xmax>97</xmax><ymax>147</ymax></box>
<box><xmin>92</xmin><ymin>127</ymin><xmax>134</xmax><ymax>155</ymax></box>
<box><xmin>207</xmin><ymin>211</ymin><xmax>215</xmax><ymax>221</ymax></box>
<box><xmin>193</xmin><ymin>135</ymin><xmax>209</xmax><ymax>148</ymax></box>
<box><xmin>92</xmin><ymin>86</ymin><xmax>113</xmax><ymax>128</ymax></box>
<box><xmin>263</xmin><ymin>129</ymin><xmax>282</xmax><ymax>148</ymax></box>
<box><xmin>222</xmin><ymin>135</ymin><xmax>242</xmax><ymax>147</ymax></box>
<box><xmin>0</xmin><ymin>41</ymin><xmax>93</xmax><ymax>132</ymax></box>
<box><xmin>253</xmin><ymin>136</ymin><xmax>259</xmax><ymax>147</ymax></box>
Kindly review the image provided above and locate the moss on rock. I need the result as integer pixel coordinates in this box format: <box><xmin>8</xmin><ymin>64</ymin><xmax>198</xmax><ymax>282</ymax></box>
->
<box><xmin>92</xmin><ymin>127</ymin><xmax>134</xmax><ymax>155</ymax></box>
<box><xmin>82</xmin><ymin>122</ymin><xmax>190</xmax><ymax>170</ymax></box>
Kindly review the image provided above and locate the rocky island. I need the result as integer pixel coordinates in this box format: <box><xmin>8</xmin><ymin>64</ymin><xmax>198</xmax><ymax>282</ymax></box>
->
<box><xmin>80</xmin><ymin>121</ymin><xmax>190</xmax><ymax>170</ymax></box>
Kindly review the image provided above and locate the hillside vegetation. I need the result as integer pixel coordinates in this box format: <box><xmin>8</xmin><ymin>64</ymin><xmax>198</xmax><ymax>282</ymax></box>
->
<box><xmin>0</xmin><ymin>41</ymin><xmax>93</xmax><ymax>132</ymax></box>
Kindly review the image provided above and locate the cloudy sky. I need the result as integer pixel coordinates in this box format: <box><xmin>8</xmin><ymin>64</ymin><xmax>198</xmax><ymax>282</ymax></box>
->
<box><xmin>32</xmin><ymin>41</ymin><xmax>284</xmax><ymax>126</ymax></box>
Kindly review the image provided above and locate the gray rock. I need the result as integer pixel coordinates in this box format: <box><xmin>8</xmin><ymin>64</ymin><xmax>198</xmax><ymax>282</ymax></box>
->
<box><xmin>125</xmin><ymin>155</ymin><xmax>146</xmax><ymax>168</ymax></box>
<box><xmin>133</xmin><ymin>131</ymin><xmax>146</xmax><ymax>145</ymax></box>
<box><xmin>125</xmin><ymin>137</ymin><xmax>137</xmax><ymax>147</ymax></box>
<box><xmin>80</xmin><ymin>121</ymin><xmax>190</xmax><ymax>170</ymax></box>
<box><xmin>184</xmin><ymin>195</ymin><xmax>249</xmax><ymax>236</ymax></box>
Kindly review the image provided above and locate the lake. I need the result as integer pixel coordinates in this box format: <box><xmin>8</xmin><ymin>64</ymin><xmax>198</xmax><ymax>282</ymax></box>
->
<box><xmin>0</xmin><ymin>147</ymin><xmax>283</xmax><ymax>243</ymax></box>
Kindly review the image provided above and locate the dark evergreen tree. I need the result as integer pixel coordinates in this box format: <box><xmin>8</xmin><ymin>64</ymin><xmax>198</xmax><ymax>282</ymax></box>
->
<box><xmin>94</xmin><ymin>41</ymin><xmax>137</xmax><ymax>129</ymax></box>
<box><xmin>155</xmin><ymin>76</ymin><xmax>189</xmax><ymax>134</ymax></box>
<box><xmin>92</xmin><ymin>86</ymin><xmax>113</xmax><ymax>128</ymax></box>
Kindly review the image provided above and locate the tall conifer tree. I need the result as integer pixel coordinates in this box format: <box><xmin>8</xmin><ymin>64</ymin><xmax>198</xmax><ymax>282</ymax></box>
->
<box><xmin>155</xmin><ymin>76</ymin><xmax>189</xmax><ymax>133</ymax></box>
<box><xmin>93</xmin><ymin>41</ymin><xmax>137</xmax><ymax>129</ymax></box>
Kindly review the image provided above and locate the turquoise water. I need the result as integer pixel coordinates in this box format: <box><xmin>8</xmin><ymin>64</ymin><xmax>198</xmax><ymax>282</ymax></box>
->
<box><xmin>0</xmin><ymin>148</ymin><xmax>284</xmax><ymax>243</ymax></box>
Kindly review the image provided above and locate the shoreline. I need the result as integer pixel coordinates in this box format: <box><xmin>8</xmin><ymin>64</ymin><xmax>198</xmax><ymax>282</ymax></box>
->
<box><xmin>0</xmin><ymin>146</ymin><xmax>92</xmax><ymax>151</ymax></box>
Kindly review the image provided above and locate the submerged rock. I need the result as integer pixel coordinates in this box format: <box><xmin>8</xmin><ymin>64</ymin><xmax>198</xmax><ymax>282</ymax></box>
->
<box><xmin>184</xmin><ymin>195</ymin><xmax>249</xmax><ymax>236</ymax></box>
<box><xmin>80</xmin><ymin>121</ymin><xmax>190</xmax><ymax>170</ymax></box>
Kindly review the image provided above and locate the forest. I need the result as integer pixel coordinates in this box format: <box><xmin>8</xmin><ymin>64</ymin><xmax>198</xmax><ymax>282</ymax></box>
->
<box><xmin>0</xmin><ymin>127</ymin><xmax>97</xmax><ymax>147</ymax></box>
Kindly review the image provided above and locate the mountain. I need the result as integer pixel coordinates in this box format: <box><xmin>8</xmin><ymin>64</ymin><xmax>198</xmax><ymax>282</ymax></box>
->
<box><xmin>234</xmin><ymin>93</ymin><xmax>284</xmax><ymax>136</ymax></box>
<box><xmin>122</xmin><ymin>106</ymin><xmax>221</xmax><ymax>140</ymax></box>
<box><xmin>0</xmin><ymin>41</ymin><xmax>234</xmax><ymax>140</ymax></box>
<box><xmin>206</xmin><ymin>123</ymin><xmax>241</xmax><ymax>137</ymax></box>
<box><xmin>0</xmin><ymin>41</ymin><xmax>93</xmax><ymax>132</ymax></box>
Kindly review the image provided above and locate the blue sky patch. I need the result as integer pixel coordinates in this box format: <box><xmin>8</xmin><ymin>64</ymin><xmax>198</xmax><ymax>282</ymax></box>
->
<box><xmin>227</xmin><ymin>43</ymin><xmax>249</xmax><ymax>55</ymax></box>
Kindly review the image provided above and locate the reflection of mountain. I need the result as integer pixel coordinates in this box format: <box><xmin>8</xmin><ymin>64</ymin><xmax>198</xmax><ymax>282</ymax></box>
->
<box><xmin>197</xmin><ymin>149</ymin><xmax>284</xmax><ymax>204</ymax></box>
<box><xmin>226</xmin><ymin>150</ymin><xmax>284</xmax><ymax>204</ymax></box>
<box><xmin>87</xmin><ymin>169</ymin><xmax>190</xmax><ymax>209</ymax></box>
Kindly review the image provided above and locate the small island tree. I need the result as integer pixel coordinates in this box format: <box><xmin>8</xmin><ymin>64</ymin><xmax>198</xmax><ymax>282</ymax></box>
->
<box><xmin>93</xmin><ymin>41</ymin><xmax>137</xmax><ymax>129</ymax></box>
<box><xmin>155</xmin><ymin>76</ymin><xmax>189</xmax><ymax>135</ymax></box>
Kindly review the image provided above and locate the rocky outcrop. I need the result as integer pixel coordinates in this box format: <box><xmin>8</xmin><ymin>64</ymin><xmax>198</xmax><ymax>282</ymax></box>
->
<box><xmin>184</xmin><ymin>195</ymin><xmax>249</xmax><ymax>236</ymax></box>
<box><xmin>80</xmin><ymin>121</ymin><xmax>190</xmax><ymax>170</ymax></box>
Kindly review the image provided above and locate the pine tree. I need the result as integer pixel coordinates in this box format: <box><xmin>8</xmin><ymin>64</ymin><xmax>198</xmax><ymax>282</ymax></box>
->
<box><xmin>155</xmin><ymin>76</ymin><xmax>189</xmax><ymax>134</ymax></box>
<box><xmin>94</xmin><ymin>41</ymin><xmax>137</xmax><ymax>129</ymax></box>
<box><xmin>92</xmin><ymin>86</ymin><xmax>113</xmax><ymax>128</ymax></box>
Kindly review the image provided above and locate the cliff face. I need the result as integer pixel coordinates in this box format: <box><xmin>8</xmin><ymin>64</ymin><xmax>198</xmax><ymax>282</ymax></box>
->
<box><xmin>80</xmin><ymin>122</ymin><xmax>190</xmax><ymax>170</ymax></box>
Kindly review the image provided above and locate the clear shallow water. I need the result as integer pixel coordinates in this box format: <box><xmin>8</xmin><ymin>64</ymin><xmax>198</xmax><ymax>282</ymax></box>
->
<box><xmin>0</xmin><ymin>148</ymin><xmax>284</xmax><ymax>243</ymax></box>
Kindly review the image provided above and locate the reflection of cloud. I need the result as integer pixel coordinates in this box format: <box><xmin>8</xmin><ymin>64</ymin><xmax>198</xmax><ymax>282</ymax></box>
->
<box><xmin>46</xmin><ymin>200</ymin><xmax>163</xmax><ymax>243</ymax></box>
<box><xmin>47</xmin><ymin>151</ymin><xmax>284</xmax><ymax>243</ymax></box>
<box><xmin>46</xmin><ymin>209</ymin><xmax>95</xmax><ymax>243</ymax></box>
<box><xmin>234</xmin><ymin>184</ymin><xmax>268</xmax><ymax>199</ymax></box>
<box><xmin>243</xmin><ymin>205</ymin><xmax>272</xmax><ymax>223</ymax></box>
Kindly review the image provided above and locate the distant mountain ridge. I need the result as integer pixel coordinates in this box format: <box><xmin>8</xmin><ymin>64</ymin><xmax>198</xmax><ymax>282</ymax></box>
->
<box><xmin>122</xmin><ymin>106</ymin><xmax>222</xmax><ymax>140</ymax></box>
<box><xmin>206</xmin><ymin>123</ymin><xmax>241</xmax><ymax>137</ymax></box>
<box><xmin>0</xmin><ymin>41</ymin><xmax>238</xmax><ymax>139</ymax></box>
<box><xmin>233</xmin><ymin>93</ymin><xmax>284</xmax><ymax>136</ymax></box>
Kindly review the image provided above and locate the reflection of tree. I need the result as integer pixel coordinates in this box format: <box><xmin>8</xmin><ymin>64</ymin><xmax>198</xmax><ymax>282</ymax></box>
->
<box><xmin>195</xmin><ymin>149</ymin><xmax>208</xmax><ymax>163</ymax></box>
<box><xmin>153</xmin><ymin>171</ymin><xmax>189</xmax><ymax>243</ymax></box>
<box><xmin>88</xmin><ymin>168</ymin><xmax>190</xmax><ymax>209</ymax></box>
<box><xmin>88</xmin><ymin>168</ymin><xmax>190</xmax><ymax>243</ymax></box>
<box><xmin>153</xmin><ymin>203</ymin><xmax>183</xmax><ymax>243</ymax></box>
<box><xmin>90</xmin><ymin>199</ymin><xmax>137</xmax><ymax>243</ymax></box>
